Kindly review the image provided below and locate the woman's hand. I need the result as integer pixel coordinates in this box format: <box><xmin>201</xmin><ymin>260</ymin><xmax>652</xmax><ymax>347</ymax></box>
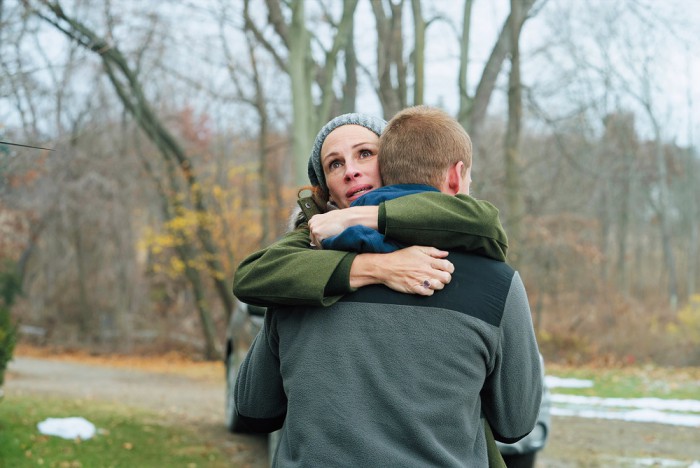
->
<box><xmin>308</xmin><ymin>210</ymin><xmax>351</xmax><ymax>246</ymax></box>
<box><xmin>349</xmin><ymin>246</ymin><xmax>454</xmax><ymax>296</ymax></box>
<box><xmin>309</xmin><ymin>206</ymin><xmax>379</xmax><ymax>246</ymax></box>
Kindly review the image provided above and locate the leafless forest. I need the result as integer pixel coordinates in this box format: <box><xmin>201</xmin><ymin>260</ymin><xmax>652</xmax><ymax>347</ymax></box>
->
<box><xmin>1</xmin><ymin>0</ymin><xmax>698</xmax><ymax>365</ymax></box>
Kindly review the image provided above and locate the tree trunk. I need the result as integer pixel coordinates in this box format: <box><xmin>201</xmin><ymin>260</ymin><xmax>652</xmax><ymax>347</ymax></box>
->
<box><xmin>74</xmin><ymin>227</ymin><xmax>93</xmax><ymax>340</ymax></box>
<box><xmin>652</xmin><ymin>128</ymin><xmax>678</xmax><ymax>308</ymax></box>
<box><xmin>178</xmin><ymin>243</ymin><xmax>220</xmax><ymax>360</ymax></box>
<box><xmin>286</xmin><ymin>0</ymin><xmax>358</xmax><ymax>184</ymax></box>
<box><xmin>503</xmin><ymin>0</ymin><xmax>525</xmax><ymax>253</ymax></box>
<box><xmin>457</xmin><ymin>0</ymin><xmax>474</xmax><ymax>125</ymax></box>
<box><xmin>459</xmin><ymin>0</ymin><xmax>536</xmax><ymax>145</ymax></box>
<box><xmin>598</xmin><ymin>180</ymin><xmax>610</xmax><ymax>281</ymax></box>
<box><xmin>616</xmin><ymin>149</ymin><xmax>633</xmax><ymax>294</ymax></box>
<box><xmin>341</xmin><ymin>19</ymin><xmax>358</xmax><ymax>114</ymax></box>
<box><xmin>135</xmin><ymin>142</ymin><xmax>222</xmax><ymax>360</ymax></box>
<box><xmin>288</xmin><ymin>0</ymin><xmax>314</xmax><ymax>186</ymax></box>
<box><xmin>689</xmin><ymin>215</ymin><xmax>698</xmax><ymax>298</ymax></box>
<box><xmin>316</xmin><ymin>0</ymin><xmax>359</xmax><ymax>124</ymax></box>
<box><xmin>411</xmin><ymin>0</ymin><xmax>425</xmax><ymax>106</ymax></box>
<box><xmin>246</xmin><ymin>32</ymin><xmax>274</xmax><ymax>246</ymax></box>
<box><xmin>371</xmin><ymin>0</ymin><xmax>406</xmax><ymax>118</ymax></box>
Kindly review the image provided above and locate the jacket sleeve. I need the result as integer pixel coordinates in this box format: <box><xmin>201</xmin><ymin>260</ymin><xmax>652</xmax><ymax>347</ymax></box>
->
<box><xmin>233</xmin><ymin>227</ymin><xmax>358</xmax><ymax>307</ymax></box>
<box><xmin>233</xmin><ymin>312</ymin><xmax>287</xmax><ymax>433</ymax></box>
<box><xmin>379</xmin><ymin>192</ymin><xmax>508</xmax><ymax>261</ymax></box>
<box><xmin>481</xmin><ymin>272</ymin><xmax>543</xmax><ymax>443</ymax></box>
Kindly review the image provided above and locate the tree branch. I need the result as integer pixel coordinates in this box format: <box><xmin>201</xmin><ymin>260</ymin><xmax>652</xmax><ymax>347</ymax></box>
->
<box><xmin>243</xmin><ymin>0</ymin><xmax>287</xmax><ymax>72</ymax></box>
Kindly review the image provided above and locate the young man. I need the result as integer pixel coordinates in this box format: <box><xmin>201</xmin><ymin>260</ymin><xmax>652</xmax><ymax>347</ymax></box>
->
<box><xmin>234</xmin><ymin>106</ymin><xmax>542</xmax><ymax>466</ymax></box>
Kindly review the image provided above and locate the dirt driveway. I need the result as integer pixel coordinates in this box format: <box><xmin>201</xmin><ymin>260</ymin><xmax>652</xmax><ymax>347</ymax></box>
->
<box><xmin>5</xmin><ymin>355</ymin><xmax>700</xmax><ymax>467</ymax></box>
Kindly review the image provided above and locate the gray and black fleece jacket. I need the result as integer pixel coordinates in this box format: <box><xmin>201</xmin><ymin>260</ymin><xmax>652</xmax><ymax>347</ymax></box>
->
<box><xmin>234</xmin><ymin>252</ymin><xmax>542</xmax><ymax>467</ymax></box>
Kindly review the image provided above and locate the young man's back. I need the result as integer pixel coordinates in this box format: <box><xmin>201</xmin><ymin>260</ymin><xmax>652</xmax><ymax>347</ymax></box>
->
<box><xmin>235</xmin><ymin>252</ymin><xmax>542</xmax><ymax>467</ymax></box>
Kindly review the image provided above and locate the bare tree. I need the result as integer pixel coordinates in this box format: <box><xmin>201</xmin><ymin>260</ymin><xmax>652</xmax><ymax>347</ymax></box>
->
<box><xmin>341</xmin><ymin>14</ymin><xmax>358</xmax><ymax>114</ymax></box>
<box><xmin>503</xmin><ymin>0</ymin><xmax>526</xmax><ymax>253</ymax></box>
<box><xmin>245</xmin><ymin>0</ymin><xmax>359</xmax><ymax>185</ymax></box>
<box><xmin>686</xmin><ymin>146</ymin><xmax>699</xmax><ymax>298</ymax></box>
<box><xmin>220</xmin><ymin>4</ymin><xmax>282</xmax><ymax>246</ymax></box>
<box><xmin>622</xmin><ymin>21</ymin><xmax>679</xmax><ymax>308</ymax></box>
<box><xmin>370</xmin><ymin>0</ymin><xmax>408</xmax><ymax>117</ymax></box>
<box><xmin>683</xmin><ymin>52</ymin><xmax>698</xmax><ymax>299</ymax></box>
<box><xmin>411</xmin><ymin>0</ymin><xmax>425</xmax><ymax>106</ymax></box>
<box><xmin>26</xmin><ymin>0</ymin><xmax>234</xmax><ymax>357</ymax></box>
<box><xmin>458</xmin><ymin>0</ymin><xmax>539</xmax><ymax>146</ymax></box>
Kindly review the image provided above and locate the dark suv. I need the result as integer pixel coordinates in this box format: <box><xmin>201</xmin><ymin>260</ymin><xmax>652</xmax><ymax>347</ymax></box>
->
<box><xmin>225</xmin><ymin>301</ymin><xmax>550</xmax><ymax>468</ymax></box>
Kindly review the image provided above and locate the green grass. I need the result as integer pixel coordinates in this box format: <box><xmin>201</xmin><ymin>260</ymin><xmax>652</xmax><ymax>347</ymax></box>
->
<box><xmin>0</xmin><ymin>395</ymin><xmax>231</xmax><ymax>468</ymax></box>
<box><xmin>547</xmin><ymin>365</ymin><xmax>700</xmax><ymax>400</ymax></box>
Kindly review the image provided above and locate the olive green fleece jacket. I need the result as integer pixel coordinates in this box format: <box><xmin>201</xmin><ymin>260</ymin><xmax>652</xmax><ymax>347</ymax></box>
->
<box><xmin>233</xmin><ymin>192</ymin><xmax>508</xmax><ymax>308</ymax></box>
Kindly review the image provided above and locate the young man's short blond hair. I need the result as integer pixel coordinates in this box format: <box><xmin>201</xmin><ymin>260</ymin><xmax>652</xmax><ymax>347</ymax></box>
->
<box><xmin>379</xmin><ymin>106</ymin><xmax>472</xmax><ymax>188</ymax></box>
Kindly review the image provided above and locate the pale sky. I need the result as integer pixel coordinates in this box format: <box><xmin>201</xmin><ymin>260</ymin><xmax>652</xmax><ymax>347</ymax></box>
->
<box><xmin>8</xmin><ymin>0</ymin><xmax>699</xmax><ymax>149</ymax></box>
<box><xmin>352</xmin><ymin>0</ymin><xmax>700</xmax><ymax>147</ymax></box>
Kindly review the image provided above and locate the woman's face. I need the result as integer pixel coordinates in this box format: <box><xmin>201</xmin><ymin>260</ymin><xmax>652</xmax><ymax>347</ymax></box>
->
<box><xmin>321</xmin><ymin>125</ymin><xmax>382</xmax><ymax>209</ymax></box>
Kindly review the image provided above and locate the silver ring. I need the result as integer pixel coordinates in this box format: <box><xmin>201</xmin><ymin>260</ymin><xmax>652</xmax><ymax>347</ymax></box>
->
<box><xmin>422</xmin><ymin>279</ymin><xmax>431</xmax><ymax>289</ymax></box>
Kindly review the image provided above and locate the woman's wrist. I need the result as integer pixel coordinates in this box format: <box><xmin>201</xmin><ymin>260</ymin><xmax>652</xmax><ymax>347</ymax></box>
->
<box><xmin>346</xmin><ymin>206</ymin><xmax>379</xmax><ymax>230</ymax></box>
<box><xmin>348</xmin><ymin>253</ymin><xmax>385</xmax><ymax>288</ymax></box>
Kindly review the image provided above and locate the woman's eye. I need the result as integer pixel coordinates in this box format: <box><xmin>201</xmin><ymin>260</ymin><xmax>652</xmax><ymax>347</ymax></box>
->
<box><xmin>359</xmin><ymin>149</ymin><xmax>373</xmax><ymax>158</ymax></box>
<box><xmin>329</xmin><ymin>160</ymin><xmax>342</xmax><ymax>171</ymax></box>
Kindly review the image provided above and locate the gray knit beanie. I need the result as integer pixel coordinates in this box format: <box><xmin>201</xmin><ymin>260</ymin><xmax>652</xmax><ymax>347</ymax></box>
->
<box><xmin>308</xmin><ymin>113</ymin><xmax>387</xmax><ymax>192</ymax></box>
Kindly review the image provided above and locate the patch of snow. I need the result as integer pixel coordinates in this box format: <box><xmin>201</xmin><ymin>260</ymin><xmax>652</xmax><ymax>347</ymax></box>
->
<box><xmin>545</xmin><ymin>376</ymin><xmax>594</xmax><ymax>388</ymax></box>
<box><xmin>549</xmin><ymin>390</ymin><xmax>700</xmax><ymax>427</ymax></box>
<box><xmin>551</xmin><ymin>394</ymin><xmax>700</xmax><ymax>412</ymax></box>
<box><xmin>608</xmin><ymin>457</ymin><xmax>698</xmax><ymax>467</ymax></box>
<box><xmin>552</xmin><ymin>406</ymin><xmax>700</xmax><ymax>427</ymax></box>
<box><xmin>37</xmin><ymin>417</ymin><xmax>96</xmax><ymax>440</ymax></box>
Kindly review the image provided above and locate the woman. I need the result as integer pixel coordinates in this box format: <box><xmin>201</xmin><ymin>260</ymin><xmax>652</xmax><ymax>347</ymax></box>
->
<box><xmin>233</xmin><ymin>112</ymin><xmax>508</xmax><ymax>307</ymax></box>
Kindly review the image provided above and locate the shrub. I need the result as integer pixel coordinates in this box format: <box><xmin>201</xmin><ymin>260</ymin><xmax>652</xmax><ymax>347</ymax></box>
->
<box><xmin>0</xmin><ymin>262</ymin><xmax>20</xmax><ymax>387</ymax></box>
<box><xmin>674</xmin><ymin>294</ymin><xmax>700</xmax><ymax>345</ymax></box>
<box><xmin>662</xmin><ymin>294</ymin><xmax>700</xmax><ymax>365</ymax></box>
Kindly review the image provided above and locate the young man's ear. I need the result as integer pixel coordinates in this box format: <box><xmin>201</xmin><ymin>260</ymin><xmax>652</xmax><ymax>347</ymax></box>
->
<box><xmin>442</xmin><ymin>161</ymin><xmax>465</xmax><ymax>195</ymax></box>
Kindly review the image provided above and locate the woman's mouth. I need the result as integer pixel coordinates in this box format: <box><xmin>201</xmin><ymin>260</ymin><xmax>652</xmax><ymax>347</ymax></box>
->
<box><xmin>346</xmin><ymin>185</ymin><xmax>374</xmax><ymax>201</ymax></box>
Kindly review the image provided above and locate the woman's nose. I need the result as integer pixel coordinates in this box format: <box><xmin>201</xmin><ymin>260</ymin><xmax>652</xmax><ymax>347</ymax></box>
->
<box><xmin>344</xmin><ymin>162</ymin><xmax>361</xmax><ymax>181</ymax></box>
<box><xmin>344</xmin><ymin>169</ymin><xmax>360</xmax><ymax>181</ymax></box>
